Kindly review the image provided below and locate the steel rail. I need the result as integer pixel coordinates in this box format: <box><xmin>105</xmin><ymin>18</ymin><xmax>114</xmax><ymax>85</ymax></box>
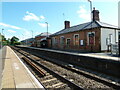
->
<box><xmin>13</xmin><ymin>46</ymin><xmax>120</xmax><ymax>89</ymax></box>
<box><xmin>12</xmin><ymin>46</ymin><xmax>83</xmax><ymax>90</ymax></box>
<box><xmin>22</xmin><ymin>56</ymin><xmax>46</xmax><ymax>77</ymax></box>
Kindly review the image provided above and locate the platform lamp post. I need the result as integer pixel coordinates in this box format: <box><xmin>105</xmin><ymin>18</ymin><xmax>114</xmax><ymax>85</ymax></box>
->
<box><xmin>45</xmin><ymin>22</ymin><xmax>48</xmax><ymax>38</ymax></box>
<box><xmin>31</xmin><ymin>30</ymin><xmax>33</xmax><ymax>38</ymax></box>
<box><xmin>88</xmin><ymin>0</ymin><xmax>93</xmax><ymax>52</ymax></box>
<box><xmin>2</xmin><ymin>29</ymin><xmax>4</xmax><ymax>35</ymax></box>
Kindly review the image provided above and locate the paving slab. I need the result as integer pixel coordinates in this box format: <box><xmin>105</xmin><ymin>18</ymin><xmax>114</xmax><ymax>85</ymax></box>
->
<box><xmin>1</xmin><ymin>46</ymin><xmax>45</xmax><ymax>89</ymax></box>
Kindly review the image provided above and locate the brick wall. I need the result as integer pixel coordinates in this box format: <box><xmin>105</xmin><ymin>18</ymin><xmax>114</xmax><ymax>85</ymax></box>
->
<box><xmin>50</xmin><ymin>28</ymin><xmax>101</xmax><ymax>52</ymax></box>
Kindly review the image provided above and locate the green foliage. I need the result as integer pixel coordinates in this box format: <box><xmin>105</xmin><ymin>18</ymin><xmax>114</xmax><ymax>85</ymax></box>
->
<box><xmin>0</xmin><ymin>33</ymin><xmax>20</xmax><ymax>46</ymax></box>
<box><xmin>10</xmin><ymin>36</ymin><xmax>20</xmax><ymax>45</ymax></box>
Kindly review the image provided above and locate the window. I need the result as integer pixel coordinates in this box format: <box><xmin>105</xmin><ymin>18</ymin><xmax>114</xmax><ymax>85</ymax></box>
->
<box><xmin>66</xmin><ymin>38</ymin><xmax>71</xmax><ymax>47</ymax></box>
<box><xmin>52</xmin><ymin>37</ymin><xmax>55</xmax><ymax>44</ymax></box>
<box><xmin>60</xmin><ymin>36</ymin><xmax>65</xmax><ymax>45</ymax></box>
<box><xmin>74</xmin><ymin>34</ymin><xmax>79</xmax><ymax>46</ymax></box>
<box><xmin>87</xmin><ymin>32</ymin><xmax>95</xmax><ymax>45</ymax></box>
<box><xmin>54</xmin><ymin>38</ymin><xmax>57</xmax><ymax>44</ymax></box>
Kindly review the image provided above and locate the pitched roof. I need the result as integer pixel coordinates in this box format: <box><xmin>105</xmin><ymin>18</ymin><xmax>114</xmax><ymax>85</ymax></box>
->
<box><xmin>51</xmin><ymin>21</ymin><xmax>119</xmax><ymax>36</ymax></box>
<box><xmin>96</xmin><ymin>21</ymin><xmax>118</xmax><ymax>29</ymax></box>
<box><xmin>35</xmin><ymin>32</ymin><xmax>52</xmax><ymax>37</ymax></box>
<box><xmin>21</xmin><ymin>38</ymin><xmax>34</xmax><ymax>42</ymax></box>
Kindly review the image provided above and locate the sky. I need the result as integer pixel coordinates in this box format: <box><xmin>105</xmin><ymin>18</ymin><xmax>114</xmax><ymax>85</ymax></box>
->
<box><xmin>0</xmin><ymin>0</ymin><xmax>119</xmax><ymax>41</ymax></box>
<box><xmin>118</xmin><ymin>1</ymin><xmax>120</xmax><ymax>28</ymax></box>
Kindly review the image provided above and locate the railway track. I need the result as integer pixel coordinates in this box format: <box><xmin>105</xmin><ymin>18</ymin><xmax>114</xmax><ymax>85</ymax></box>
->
<box><xmin>11</xmin><ymin>46</ymin><xmax>83</xmax><ymax>89</ymax></box>
<box><xmin>11</xmin><ymin>46</ymin><xmax>120</xmax><ymax>89</ymax></box>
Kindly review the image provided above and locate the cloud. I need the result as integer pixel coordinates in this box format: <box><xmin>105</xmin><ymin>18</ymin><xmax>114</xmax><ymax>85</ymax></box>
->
<box><xmin>38</xmin><ymin>23</ymin><xmax>47</xmax><ymax>27</ymax></box>
<box><xmin>0</xmin><ymin>22</ymin><xmax>21</xmax><ymax>29</ymax></box>
<box><xmin>23</xmin><ymin>11</ymin><xmax>45</xmax><ymax>21</ymax></box>
<box><xmin>40</xmin><ymin>15</ymin><xmax>45</xmax><ymax>20</ymax></box>
<box><xmin>8</xmin><ymin>29</ymin><xmax>16</xmax><ymax>33</ymax></box>
<box><xmin>25</xmin><ymin>30</ymin><xmax>31</xmax><ymax>36</ymax></box>
<box><xmin>20</xmin><ymin>29</ymin><xmax>32</xmax><ymax>40</ymax></box>
<box><xmin>38</xmin><ymin>23</ymin><xmax>50</xmax><ymax>28</ymax></box>
<box><xmin>77</xmin><ymin>5</ymin><xmax>91</xmax><ymax>22</ymax></box>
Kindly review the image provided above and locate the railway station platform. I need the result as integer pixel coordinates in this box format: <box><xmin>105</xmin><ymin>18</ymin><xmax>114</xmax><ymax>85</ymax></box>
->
<box><xmin>16</xmin><ymin>45</ymin><xmax>120</xmax><ymax>78</ymax></box>
<box><xmin>18</xmin><ymin>45</ymin><xmax>120</xmax><ymax>61</ymax></box>
<box><xmin>0</xmin><ymin>46</ymin><xmax>45</xmax><ymax>89</ymax></box>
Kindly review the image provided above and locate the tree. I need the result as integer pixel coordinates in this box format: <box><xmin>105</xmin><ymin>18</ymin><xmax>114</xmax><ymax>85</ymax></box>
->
<box><xmin>0</xmin><ymin>34</ymin><xmax>7</xmax><ymax>46</ymax></box>
<box><xmin>6</xmin><ymin>38</ymin><xmax>11</xmax><ymax>45</ymax></box>
<box><xmin>10</xmin><ymin>36</ymin><xmax>20</xmax><ymax>45</ymax></box>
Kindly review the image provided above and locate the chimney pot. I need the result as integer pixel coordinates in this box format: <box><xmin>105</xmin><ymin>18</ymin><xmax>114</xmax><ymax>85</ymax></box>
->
<box><xmin>92</xmin><ymin>7</ymin><xmax>100</xmax><ymax>21</ymax></box>
<box><xmin>64</xmin><ymin>21</ymin><xmax>70</xmax><ymax>29</ymax></box>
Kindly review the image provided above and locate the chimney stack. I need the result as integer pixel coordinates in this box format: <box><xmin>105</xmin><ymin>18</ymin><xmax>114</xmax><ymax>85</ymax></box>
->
<box><xmin>64</xmin><ymin>21</ymin><xmax>70</xmax><ymax>29</ymax></box>
<box><xmin>92</xmin><ymin>7</ymin><xmax>100</xmax><ymax>21</ymax></box>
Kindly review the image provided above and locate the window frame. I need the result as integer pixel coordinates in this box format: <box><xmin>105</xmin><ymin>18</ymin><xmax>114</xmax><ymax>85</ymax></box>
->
<box><xmin>73</xmin><ymin>34</ymin><xmax>79</xmax><ymax>46</ymax></box>
<box><xmin>60</xmin><ymin>36</ymin><xmax>65</xmax><ymax>45</ymax></box>
<box><xmin>66</xmin><ymin>38</ymin><xmax>71</xmax><ymax>47</ymax></box>
<box><xmin>87</xmin><ymin>32</ymin><xmax>95</xmax><ymax>45</ymax></box>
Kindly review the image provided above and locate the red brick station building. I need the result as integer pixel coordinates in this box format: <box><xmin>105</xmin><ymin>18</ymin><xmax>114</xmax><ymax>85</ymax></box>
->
<box><xmin>23</xmin><ymin>8</ymin><xmax>120</xmax><ymax>53</ymax></box>
<box><xmin>47</xmin><ymin>8</ymin><xmax>120</xmax><ymax>52</ymax></box>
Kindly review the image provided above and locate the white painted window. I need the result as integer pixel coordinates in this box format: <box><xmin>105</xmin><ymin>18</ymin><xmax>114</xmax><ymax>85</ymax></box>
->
<box><xmin>54</xmin><ymin>38</ymin><xmax>57</xmax><ymax>44</ymax></box>
<box><xmin>87</xmin><ymin>32</ymin><xmax>95</xmax><ymax>45</ymax></box>
<box><xmin>60</xmin><ymin>36</ymin><xmax>65</xmax><ymax>45</ymax></box>
<box><xmin>73</xmin><ymin>34</ymin><xmax>79</xmax><ymax>46</ymax></box>
<box><xmin>66</xmin><ymin>38</ymin><xmax>71</xmax><ymax>47</ymax></box>
<box><xmin>52</xmin><ymin>37</ymin><xmax>55</xmax><ymax>45</ymax></box>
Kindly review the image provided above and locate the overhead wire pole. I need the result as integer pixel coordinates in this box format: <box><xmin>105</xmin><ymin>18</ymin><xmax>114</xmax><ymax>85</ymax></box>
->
<box><xmin>88</xmin><ymin>0</ymin><xmax>92</xmax><ymax>22</ymax></box>
<box><xmin>45</xmin><ymin>22</ymin><xmax>48</xmax><ymax>38</ymax></box>
<box><xmin>31</xmin><ymin>30</ymin><xmax>33</xmax><ymax>38</ymax></box>
<box><xmin>88</xmin><ymin>0</ymin><xmax>93</xmax><ymax>52</ymax></box>
<box><xmin>63</xmin><ymin>13</ymin><xmax>65</xmax><ymax>21</ymax></box>
<box><xmin>22</xmin><ymin>34</ymin><xmax>26</xmax><ymax>45</ymax></box>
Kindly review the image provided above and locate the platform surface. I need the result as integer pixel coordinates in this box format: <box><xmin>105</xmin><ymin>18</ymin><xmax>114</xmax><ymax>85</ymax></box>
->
<box><xmin>1</xmin><ymin>46</ymin><xmax>45</xmax><ymax>89</ymax></box>
<box><xmin>0</xmin><ymin>47</ymin><xmax>6</xmax><ymax>89</ymax></box>
<box><xmin>23</xmin><ymin>46</ymin><xmax>120</xmax><ymax>61</ymax></box>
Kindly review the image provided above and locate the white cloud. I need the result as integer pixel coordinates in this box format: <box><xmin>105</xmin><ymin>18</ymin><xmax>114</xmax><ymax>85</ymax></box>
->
<box><xmin>0</xmin><ymin>22</ymin><xmax>21</xmax><ymax>29</ymax></box>
<box><xmin>20</xmin><ymin>29</ymin><xmax>32</xmax><ymax>40</ymax></box>
<box><xmin>77</xmin><ymin>5</ymin><xmax>91</xmax><ymax>22</ymax></box>
<box><xmin>23</xmin><ymin>11</ymin><xmax>45</xmax><ymax>21</ymax></box>
<box><xmin>40</xmin><ymin>15</ymin><xmax>45</xmax><ymax>20</ymax></box>
<box><xmin>25</xmin><ymin>30</ymin><xmax>31</xmax><ymax>36</ymax></box>
<box><xmin>38</xmin><ymin>23</ymin><xmax>50</xmax><ymax>28</ymax></box>
<box><xmin>8</xmin><ymin>29</ymin><xmax>16</xmax><ymax>33</ymax></box>
<box><xmin>38</xmin><ymin>23</ymin><xmax>47</xmax><ymax>27</ymax></box>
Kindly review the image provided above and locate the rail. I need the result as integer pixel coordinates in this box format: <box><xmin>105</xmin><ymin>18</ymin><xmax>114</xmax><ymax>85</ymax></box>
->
<box><xmin>22</xmin><ymin>57</ymin><xmax>46</xmax><ymax>77</ymax></box>
<box><xmin>11</xmin><ymin>46</ymin><xmax>83</xmax><ymax>89</ymax></box>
